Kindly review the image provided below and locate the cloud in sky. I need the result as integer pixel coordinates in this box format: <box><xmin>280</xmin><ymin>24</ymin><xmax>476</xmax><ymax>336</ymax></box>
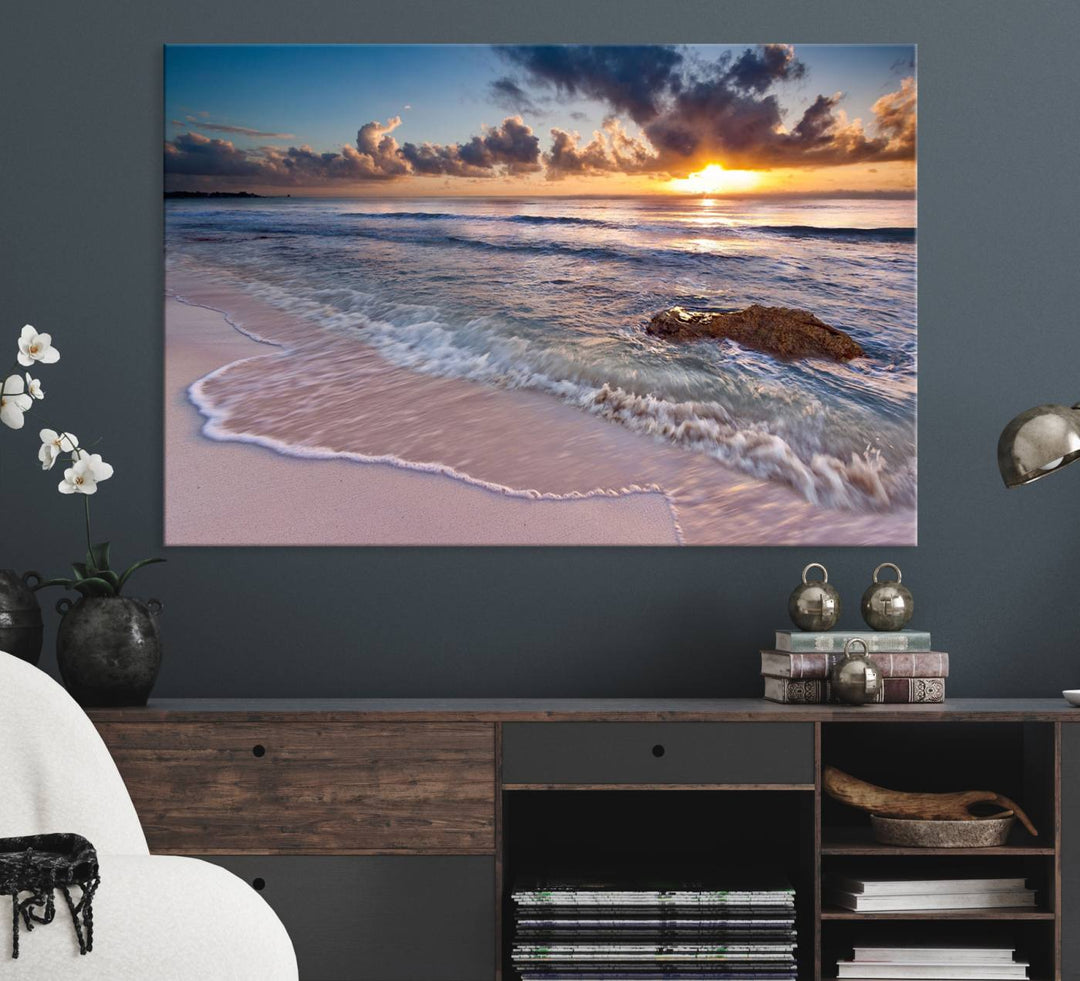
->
<box><xmin>497</xmin><ymin>44</ymin><xmax>685</xmax><ymax>125</ymax></box>
<box><xmin>547</xmin><ymin>118</ymin><xmax>656</xmax><ymax>178</ymax></box>
<box><xmin>164</xmin><ymin>45</ymin><xmax>915</xmax><ymax>187</ymax></box>
<box><xmin>723</xmin><ymin>44</ymin><xmax>806</xmax><ymax>94</ymax></box>
<box><xmin>401</xmin><ymin>116</ymin><xmax>542</xmax><ymax>177</ymax></box>
<box><xmin>870</xmin><ymin>76</ymin><xmax>916</xmax><ymax>155</ymax></box>
<box><xmin>488</xmin><ymin>77</ymin><xmax>544</xmax><ymax>117</ymax></box>
<box><xmin>164</xmin><ymin>131</ymin><xmax>264</xmax><ymax>177</ymax></box>
<box><xmin>165</xmin><ymin>116</ymin><xmax>541</xmax><ymax>186</ymax></box>
<box><xmin>172</xmin><ymin>114</ymin><xmax>295</xmax><ymax>139</ymax></box>
<box><xmin>541</xmin><ymin>44</ymin><xmax>915</xmax><ymax>175</ymax></box>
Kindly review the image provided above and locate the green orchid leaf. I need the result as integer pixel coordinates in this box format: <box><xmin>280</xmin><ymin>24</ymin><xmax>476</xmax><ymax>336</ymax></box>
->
<box><xmin>33</xmin><ymin>577</ymin><xmax>76</xmax><ymax>591</ymax></box>
<box><xmin>96</xmin><ymin>569</ymin><xmax>121</xmax><ymax>590</ymax></box>
<box><xmin>73</xmin><ymin>577</ymin><xmax>117</xmax><ymax>598</ymax></box>
<box><xmin>71</xmin><ymin>562</ymin><xmax>89</xmax><ymax>580</ymax></box>
<box><xmin>87</xmin><ymin>542</ymin><xmax>111</xmax><ymax>575</ymax></box>
<box><xmin>117</xmin><ymin>556</ymin><xmax>166</xmax><ymax>593</ymax></box>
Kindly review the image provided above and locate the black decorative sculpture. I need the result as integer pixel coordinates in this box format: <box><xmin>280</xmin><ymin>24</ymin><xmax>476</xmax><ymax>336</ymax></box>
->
<box><xmin>0</xmin><ymin>833</ymin><xmax>100</xmax><ymax>959</ymax></box>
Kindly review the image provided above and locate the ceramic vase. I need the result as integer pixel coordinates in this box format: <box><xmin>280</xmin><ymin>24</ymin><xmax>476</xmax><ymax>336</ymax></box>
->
<box><xmin>56</xmin><ymin>596</ymin><xmax>163</xmax><ymax>707</ymax></box>
<box><xmin>0</xmin><ymin>570</ymin><xmax>44</xmax><ymax>666</ymax></box>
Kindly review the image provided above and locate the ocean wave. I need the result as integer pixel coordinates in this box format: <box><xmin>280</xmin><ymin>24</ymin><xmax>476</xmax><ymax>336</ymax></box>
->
<box><xmin>343</xmin><ymin>210</ymin><xmax>621</xmax><ymax>229</ymax></box>
<box><xmin>582</xmin><ymin>384</ymin><xmax>910</xmax><ymax>511</ymax></box>
<box><xmin>177</xmin><ymin>209</ymin><xmax>914</xmax><ymax>245</ymax></box>
<box><xmin>230</xmin><ymin>223</ymin><xmax>753</xmax><ymax>264</ymax></box>
<box><xmin>757</xmin><ymin>225</ymin><xmax>915</xmax><ymax>242</ymax></box>
<box><xmin>177</xmin><ymin>222</ymin><xmax>913</xmax><ymax>262</ymax></box>
<box><xmin>440</xmin><ymin>233</ymin><xmax>744</xmax><ymax>265</ymax></box>
<box><xmin>335</xmin><ymin>211</ymin><xmax>914</xmax><ymax>242</ymax></box>
<box><xmin>213</xmin><ymin>274</ymin><xmax>914</xmax><ymax>513</ymax></box>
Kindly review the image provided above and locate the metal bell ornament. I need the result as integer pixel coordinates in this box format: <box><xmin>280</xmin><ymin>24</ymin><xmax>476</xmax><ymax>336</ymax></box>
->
<box><xmin>860</xmin><ymin>562</ymin><xmax>914</xmax><ymax>631</ymax></box>
<box><xmin>788</xmin><ymin>563</ymin><xmax>841</xmax><ymax>632</ymax></box>
<box><xmin>831</xmin><ymin>638</ymin><xmax>884</xmax><ymax>705</ymax></box>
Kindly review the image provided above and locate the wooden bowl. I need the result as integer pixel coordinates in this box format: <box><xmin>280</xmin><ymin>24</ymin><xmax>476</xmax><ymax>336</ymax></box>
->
<box><xmin>870</xmin><ymin>813</ymin><xmax>1016</xmax><ymax>848</ymax></box>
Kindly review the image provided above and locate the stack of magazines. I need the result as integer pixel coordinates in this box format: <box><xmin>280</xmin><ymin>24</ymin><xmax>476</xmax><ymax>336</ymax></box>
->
<box><xmin>510</xmin><ymin>875</ymin><xmax>797</xmax><ymax>980</ymax></box>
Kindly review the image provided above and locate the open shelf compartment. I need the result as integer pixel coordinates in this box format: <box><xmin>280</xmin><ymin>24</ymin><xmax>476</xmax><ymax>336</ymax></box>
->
<box><xmin>501</xmin><ymin>788</ymin><xmax>815</xmax><ymax>980</ymax></box>
<box><xmin>818</xmin><ymin>720</ymin><xmax>1058</xmax><ymax>980</ymax></box>
<box><xmin>821</xmin><ymin>918</ymin><xmax>1054</xmax><ymax>979</ymax></box>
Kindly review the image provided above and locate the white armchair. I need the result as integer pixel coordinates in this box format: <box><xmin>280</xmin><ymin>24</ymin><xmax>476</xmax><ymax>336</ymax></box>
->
<box><xmin>0</xmin><ymin>650</ymin><xmax>298</xmax><ymax>980</ymax></box>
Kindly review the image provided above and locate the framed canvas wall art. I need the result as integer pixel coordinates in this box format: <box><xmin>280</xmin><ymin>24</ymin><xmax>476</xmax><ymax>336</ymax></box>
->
<box><xmin>163</xmin><ymin>43</ymin><xmax>917</xmax><ymax>546</ymax></box>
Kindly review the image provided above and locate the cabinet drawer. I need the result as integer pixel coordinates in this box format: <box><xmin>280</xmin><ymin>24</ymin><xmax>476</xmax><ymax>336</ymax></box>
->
<box><xmin>207</xmin><ymin>855</ymin><xmax>494</xmax><ymax>981</ymax></box>
<box><xmin>95</xmin><ymin>722</ymin><xmax>495</xmax><ymax>854</ymax></box>
<box><xmin>501</xmin><ymin>722</ymin><xmax>813</xmax><ymax>786</ymax></box>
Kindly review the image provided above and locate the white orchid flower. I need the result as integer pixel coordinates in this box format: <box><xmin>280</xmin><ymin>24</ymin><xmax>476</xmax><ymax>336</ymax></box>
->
<box><xmin>38</xmin><ymin>429</ymin><xmax>78</xmax><ymax>470</ymax></box>
<box><xmin>58</xmin><ymin>451</ymin><xmax>114</xmax><ymax>495</ymax></box>
<box><xmin>0</xmin><ymin>374</ymin><xmax>33</xmax><ymax>429</ymax></box>
<box><xmin>17</xmin><ymin>325</ymin><xmax>60</xmax><ymax>367</ymax></box>
<box><xmin>24</xmin><ymin>373</ymin><xmax>43</xmax><ymax>400</ymax></box>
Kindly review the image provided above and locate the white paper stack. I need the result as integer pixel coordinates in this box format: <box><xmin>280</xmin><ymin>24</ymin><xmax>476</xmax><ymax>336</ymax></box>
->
<box><xmin>837</xmin><ymin>946</ymin><xmax>1028</xmax><ymax>979</ymax></box>
<box><xmin>825</xmin><ymin>875</ymin><xmax>1036</xmax><ymax>912</ymax></box>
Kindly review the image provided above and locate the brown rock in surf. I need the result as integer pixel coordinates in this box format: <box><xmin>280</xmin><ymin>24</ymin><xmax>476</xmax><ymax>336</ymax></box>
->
<box><xmin>646</xmin><ymin>304</ymin><xmax>864</xmax><ymax>362</ymax></box>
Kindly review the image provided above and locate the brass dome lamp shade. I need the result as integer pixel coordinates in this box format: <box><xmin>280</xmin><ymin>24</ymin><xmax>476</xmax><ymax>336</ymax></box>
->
<box><xmin>998</xmin><ymin>403</ymin><xmax>1080</xmax><ymax>487</ymax></box>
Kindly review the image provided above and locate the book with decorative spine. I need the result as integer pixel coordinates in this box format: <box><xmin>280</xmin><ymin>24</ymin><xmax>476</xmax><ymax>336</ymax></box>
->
<box><xmin>762</xmin><ymin>676</ymin><xmax>946</xmax><ymax>704</ymax></box>
<box><xmin>775</xmin><ymin>629</ymin><xmax>931</xmax><ymax>653</ymax></box>
<box><xmin>761</xmin><ymin>650</ymin><xmax>948</xmax><ymax>680</ymax></box>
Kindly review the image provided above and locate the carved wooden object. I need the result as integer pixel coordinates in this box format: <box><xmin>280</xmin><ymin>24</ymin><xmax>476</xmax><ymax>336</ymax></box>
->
<box><xmin>823</xmin><ymin>765</ymin><xmax>1039</xmax><ymax>836</ymax></box>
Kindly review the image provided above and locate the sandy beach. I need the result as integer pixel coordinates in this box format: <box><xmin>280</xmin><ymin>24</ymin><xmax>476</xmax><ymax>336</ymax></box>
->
<box><xmin>165</xmin><ymin>278</ymin><xmax>681</xmax><ymax>545</ymax></box>
<box><xmin>166</xmin><ymin>267</ymin><xmax>915</xmax><ymax>546</ymax></box>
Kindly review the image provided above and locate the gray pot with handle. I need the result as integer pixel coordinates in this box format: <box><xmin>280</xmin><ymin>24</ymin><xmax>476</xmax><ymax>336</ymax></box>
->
<box><xmin>0</xmin><ymin>570</ymin><xmax>44</xmax><ymax>665</ymax></box>
<box><xmin>56</xmin><ymin>595</ymin><xmax>163</xmax><ymax>707</ymax></box>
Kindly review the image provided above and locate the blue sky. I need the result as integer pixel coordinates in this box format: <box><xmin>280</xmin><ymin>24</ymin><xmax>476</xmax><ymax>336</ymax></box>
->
<box><xmin>167</xmin><ymin>45</ymin><xmax>504</xmax><ymax>149</ymax></box>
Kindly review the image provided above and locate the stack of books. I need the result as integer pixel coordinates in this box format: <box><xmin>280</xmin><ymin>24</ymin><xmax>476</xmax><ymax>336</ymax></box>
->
<box><xmin>836</xmin><ymin>945</ymin><xmax>1029</xmax><ymax>979</ymax></box>
<box><xmin>825</xmin><ymin>874</ymin><xmax>1036</xmax><ymax>912</ymax></box>
<box><xmin>762</xmin><ymin>630</ymin><xmax>947</xmax><ymax>704</ymax></box>
<box><xmin>510</xmin><ymin>875</ymin><xmax>798</xmax><ymax>980</ymax></box>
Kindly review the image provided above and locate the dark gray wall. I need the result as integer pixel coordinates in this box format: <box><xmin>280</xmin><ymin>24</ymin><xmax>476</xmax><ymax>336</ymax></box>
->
<box><xmin>3</xmin><ymin>0</ymin><xmax>1079</xmax><ymax>698</ymax></box>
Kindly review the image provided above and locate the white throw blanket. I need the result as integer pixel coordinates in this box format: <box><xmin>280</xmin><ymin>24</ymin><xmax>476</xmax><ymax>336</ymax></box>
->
<box><xmin>0</xmin><ymin>651</ymin><xmax>297</xmax><ymax>979</ymax></box>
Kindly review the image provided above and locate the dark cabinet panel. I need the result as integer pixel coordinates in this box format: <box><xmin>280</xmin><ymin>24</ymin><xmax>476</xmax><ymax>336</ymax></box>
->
<box><xmin>501</xmin><ymin>722</ymin><xmax>814</xmax><ymax>785</ymax></box>
<box><xmin>1063</xmin><ymin>725</ymin><xmax>1080</xmax><ymax>976</ymax></box>
<box><xmin>206</xmin><ymin>855</ymin><xmax>495</xmax><ymax>981</ymax></box>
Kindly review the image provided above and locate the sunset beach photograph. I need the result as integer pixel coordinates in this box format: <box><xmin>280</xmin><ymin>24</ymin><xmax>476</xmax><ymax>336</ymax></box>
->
<box><xmin>164</xmin><ymin>43</ymin><xmax>917</xmax><ymax>546</ymax></box>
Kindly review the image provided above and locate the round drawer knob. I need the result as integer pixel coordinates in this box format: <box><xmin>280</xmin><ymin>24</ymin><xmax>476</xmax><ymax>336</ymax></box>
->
<box><xmin>252</xmin><ymin>744</ymin><xmax>267</xmax><ymax>758</ymax></box>
<box><xmin>252</xmin><ymin>877</ymin><xmax>266</xmax><ymax>891</ymax></box>
<box><xmin>651</xmin><ymin>744</ymin><xmax>666</xmax><ymax>758</ymax></box>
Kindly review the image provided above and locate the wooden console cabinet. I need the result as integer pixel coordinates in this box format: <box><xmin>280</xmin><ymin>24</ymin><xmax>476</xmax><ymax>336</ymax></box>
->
<box><xmin>89</xmin><ymin>699</ymin><xmax>1080</xmax><ymax>981</ymax></box>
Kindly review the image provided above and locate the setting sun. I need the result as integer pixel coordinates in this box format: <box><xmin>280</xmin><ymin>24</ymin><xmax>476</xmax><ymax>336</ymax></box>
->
<box><xmin>667</xmin><ymin>163</ymin><xmax>761</xmax><ymax>194</ymax></box>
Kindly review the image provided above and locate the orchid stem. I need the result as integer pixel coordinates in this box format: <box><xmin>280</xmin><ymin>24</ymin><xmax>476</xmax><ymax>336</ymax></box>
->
<box><xmin>84</xmin><ymin>494</ymin><xmax>93</xmax><ymax>556</ymax></box>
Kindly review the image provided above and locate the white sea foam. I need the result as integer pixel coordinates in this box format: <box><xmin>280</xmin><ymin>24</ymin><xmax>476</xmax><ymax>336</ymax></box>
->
<box><xmin>205</xmin><ymin>276</ymin><xmax>912</xmax><ymax>512</ymax></box>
